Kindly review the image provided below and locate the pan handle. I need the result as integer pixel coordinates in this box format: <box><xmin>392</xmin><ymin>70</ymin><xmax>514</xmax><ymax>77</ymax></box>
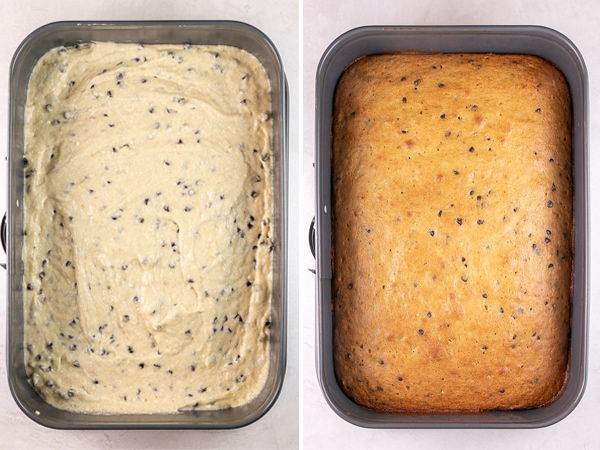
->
<box><xmin>309</xmin><ymin>216</ymin><xmax>315</xmax><ymax>259</ymax></box>
<box><xmin>1</xmin><ymin>212</ymin><xmax>6</xmax><ymax>269</ymax></box>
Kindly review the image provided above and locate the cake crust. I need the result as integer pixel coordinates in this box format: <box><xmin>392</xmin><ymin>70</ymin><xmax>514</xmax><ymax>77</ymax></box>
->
<box><xmin>332</xmin><ymin>53</ymin><xmax>572</xmax><ymax>412</ymax></box>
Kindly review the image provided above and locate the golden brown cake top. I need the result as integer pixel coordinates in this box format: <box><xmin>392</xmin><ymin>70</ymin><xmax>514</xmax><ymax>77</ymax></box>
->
<box><xmin>332</xmin><ymin>53</ymin><xmax>572</xmax><ymax>412</ymax></box>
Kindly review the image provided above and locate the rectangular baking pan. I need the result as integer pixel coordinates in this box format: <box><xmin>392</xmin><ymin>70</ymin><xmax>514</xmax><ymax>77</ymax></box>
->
<box><xmin>7</xmin><ymin>20</ymin><xmax>288</xmax><ymax>429</ymax></box>
<box><xmin>315</xmin><ymin>25</ymin><xmax>588</xmax><ymax>428</ymax></box>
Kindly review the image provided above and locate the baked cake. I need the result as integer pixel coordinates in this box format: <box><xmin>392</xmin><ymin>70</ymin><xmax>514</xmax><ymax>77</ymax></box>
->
<box><xmin>332</xmin><ymin>53</ymin><xmax>572</xmax><ymax>412</ymax></box>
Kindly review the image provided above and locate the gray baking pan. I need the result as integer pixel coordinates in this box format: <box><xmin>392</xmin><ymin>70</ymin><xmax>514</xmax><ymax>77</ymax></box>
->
<box><xmin>314</xmin><ymin>25</ymin><xmax>588</xmax><ymax>428</ymax></box>
<box><xmin>7</xmin><ymin>20</ymin><xmax>288</xmax><ymax>429</ymax></box>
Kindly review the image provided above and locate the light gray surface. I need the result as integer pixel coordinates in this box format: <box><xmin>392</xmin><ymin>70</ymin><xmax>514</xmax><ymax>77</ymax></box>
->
<box><xmin>0</xmin><ymin>1</ymin><xmax>299</xmax><ymax>449</ymax></box>
<box><xmin>2</xmin><ymin>0</ymin><xmax>600</xmax><ymax>447</ymax></box>
<box><xmin>302</xmin><ymin>0</ymin><xmax>600</xmax><ymax>448</ymax></box>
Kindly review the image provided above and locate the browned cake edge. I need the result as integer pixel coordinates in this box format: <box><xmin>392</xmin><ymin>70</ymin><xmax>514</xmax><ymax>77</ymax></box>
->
<box><xmin>331</xmin><ymin>53</ymin><xmax>573</xmax><ymax>413</ymax></box>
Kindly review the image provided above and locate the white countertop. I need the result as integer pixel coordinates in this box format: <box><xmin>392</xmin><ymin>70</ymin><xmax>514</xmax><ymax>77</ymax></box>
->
<box><xmin>2</xmin><ymin>0</ymin><xmax>599</xmax><ymax>448</ymax></box>
<box><xmin>0</xmin><ymin>0</ymin><xmax>299</xmax><ymax>449</ymax></box>
<box><xmin>302</xmin><ymin>0</ymin><xmax>599</xmax><ymax>448</ymax></box>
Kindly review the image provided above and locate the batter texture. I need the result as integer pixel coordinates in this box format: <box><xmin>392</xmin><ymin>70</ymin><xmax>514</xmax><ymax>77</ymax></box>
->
<box><xmin>23</xmin><ymin>42</ymin><xmax>274</xmax><ymax>413</ymax></box>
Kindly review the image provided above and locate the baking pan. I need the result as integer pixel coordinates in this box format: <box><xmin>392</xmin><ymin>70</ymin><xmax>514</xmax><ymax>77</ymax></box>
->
<box><xmin>314</xmin><ymin>25</ymin><xmax>588</xmax><ymax>428</ymax></box>
<box><xmin>7</xmin><ymin>20</ymin><xmax>288</xmax><ymax>429</ymax></box>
